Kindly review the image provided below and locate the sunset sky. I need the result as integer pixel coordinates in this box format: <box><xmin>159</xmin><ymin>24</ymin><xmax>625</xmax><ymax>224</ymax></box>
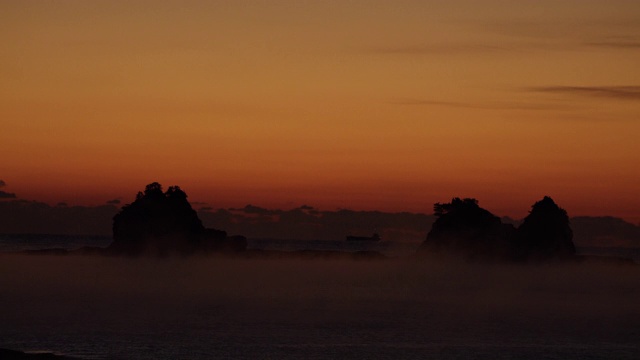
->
<box><xmin>2</xmin><ymin>1</ymin><xmax>639</xmax><ymax>222</ymax></box>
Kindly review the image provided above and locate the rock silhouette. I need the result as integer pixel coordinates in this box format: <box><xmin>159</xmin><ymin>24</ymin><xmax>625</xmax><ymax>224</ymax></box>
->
<box><xmin>108</xmin><ymin>182</ymin><xmax>246</xmax><ymax>256</ymax></box>
<box><xmin>418</xmin><ymin>198</ymin><xmax>514</xmax><ymax>260</ymax></box>
<box><xmin>513</xmin><ymin>196</ymin><xmax>575</xmax><ymax>261</ymax></box>
<box><xmin>418</xmin><ymin>196</ymin><xmax>575</xmax><ymax>262</ymax></box>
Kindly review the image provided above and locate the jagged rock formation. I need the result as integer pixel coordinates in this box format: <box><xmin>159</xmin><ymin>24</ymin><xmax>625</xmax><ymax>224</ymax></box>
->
<box><xmin>108</xmin><ymin>182</ymin><xmax>246</xmax><ymax>256</ymax></box>
<box><xmin>513</xmin><ymin>196</ymin><xmax>575</xmax><ymax>261</ymax></box>
<box><xmin>418</xmin><ymin>196</ymin><xmax>575</xmax><ymax>262</ymax></box>
<box><xmin>417</xmin><ymin>198</ymin><xmax>515</xmax><ymax>260</ymax></box>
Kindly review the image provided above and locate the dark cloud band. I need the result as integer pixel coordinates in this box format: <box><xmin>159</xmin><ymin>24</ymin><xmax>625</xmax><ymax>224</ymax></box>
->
<box><xmin>0</xmin><ymin>191</ymin><xmax>17</xmax><ymax>199</ymax></box>
<box><xmin>530</xmin><ymin>86</ymin><xmax>640</xmax><ymax>100</ymax></box>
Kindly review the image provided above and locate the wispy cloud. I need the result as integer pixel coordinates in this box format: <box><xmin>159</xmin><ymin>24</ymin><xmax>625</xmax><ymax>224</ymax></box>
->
<box><xmin>0</xmin><ymin>191</ymin><xmax>17</xmax><ymax>199</ymax></box>
<box><xmin>482</xmin><ymin>20</ymin><xmax>640</xmax><ymax>51</ymax></box>
<box><xmin>370</xmin><ymin>43</ymin><xmax>514</xmax><ymax>55</ymax></box>
<box><xmin>0</xmin><ymin>181</ymin><xmax>16</xmax><ymax>198</ymax></box>
<box><xmin>584</xmin><ymin>41</ymin><xmax>640</xmax><ymax>49</ymax></box>
<box><xmin>368</xmin><ymin>19</ymin><xmax>640</xmax><ymax>57</ymax></box>
<box><xmin>583</xmin><ymin>35</ymin><xmax>640</xmax><ymax>49</ymax></box>
<box><xmin>530</xmin><ymin>86</ymin><xmax>640</xmax><ymax>100</ymax></box>
<box><xmin>390</xmin><ymin>99</ymin><xmax>566</xmax><ymax>111</ymax></box>
<box><xmin>481</xmin><ymin>20</ymin><xmax>573</xmax><ymax>40</ymax></box>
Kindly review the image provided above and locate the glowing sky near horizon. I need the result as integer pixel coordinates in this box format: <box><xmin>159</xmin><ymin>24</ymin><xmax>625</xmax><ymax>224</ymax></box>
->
<box><xmin>1</xmin><ymin>0</ymin><xmax>639</xmax><ymax>221</ymax></box>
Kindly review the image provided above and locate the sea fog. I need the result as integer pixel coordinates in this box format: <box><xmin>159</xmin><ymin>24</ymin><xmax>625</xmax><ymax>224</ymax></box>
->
<box><xmin>0</xmin><ymin>255</ymin><xmax>638</xmax><ymax>359</ymax></box>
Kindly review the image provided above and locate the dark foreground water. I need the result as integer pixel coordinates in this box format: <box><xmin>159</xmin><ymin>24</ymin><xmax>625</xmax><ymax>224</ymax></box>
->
<box><xmin>1</xmin><ymin>233</ymin><xmax>638</xmax><ymax>261</ymax></box>
<box><xmin>1</xmin><ymin>253</ymin><xmax>639</xmax><ymax>360</ymax></box>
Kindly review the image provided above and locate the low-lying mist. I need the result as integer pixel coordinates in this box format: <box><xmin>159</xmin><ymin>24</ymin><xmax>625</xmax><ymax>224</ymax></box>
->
<box><xmin>1</xmin><ymin>255</ymin><xmax>638</xmax><ymax>359</ymax></box>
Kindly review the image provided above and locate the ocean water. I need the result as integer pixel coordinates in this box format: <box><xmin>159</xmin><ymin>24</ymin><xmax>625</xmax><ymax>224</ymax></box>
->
<box><xmin>0</xmin><ymin>234</ymin><xmax>113</xmax><ymax>253</ymax></box>
<box><xmin>0</xmin><ymin>235</ymin><xmax>639</xmax><ymax>359</ymax></box>
<box><xmin>0</xmin><ymin>234</ymin><xmax>420</xmax><ymax>258</ymax></box>
<box><xmin>1</xmin><ymin>234</ymin><xmax>637</xmax><ymax>261</ymax></box>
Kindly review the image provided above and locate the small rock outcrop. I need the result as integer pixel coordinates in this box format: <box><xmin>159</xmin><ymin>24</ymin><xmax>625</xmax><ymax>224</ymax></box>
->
<box><xmin>108</xmin><ymin>182</ymin><xmax>246</xmax><ymax>256</ymax></box>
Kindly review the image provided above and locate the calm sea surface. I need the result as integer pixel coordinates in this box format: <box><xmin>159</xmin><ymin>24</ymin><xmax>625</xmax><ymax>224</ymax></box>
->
<box><xmin>0</xmin><ymin>235</ymin><xmax>639</xmax><ymax>359</ymax></box>
<box><xmin>1</xmin><ymin>234</ymin><xmax>638</xmax><ymax>261</ymax></box>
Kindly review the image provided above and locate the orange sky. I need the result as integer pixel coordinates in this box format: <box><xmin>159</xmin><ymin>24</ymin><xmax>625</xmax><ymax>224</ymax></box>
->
<box><xmin>1</xmin><ymin>0</ymin><xmax>639</xmax><ymax>222</ymax></box>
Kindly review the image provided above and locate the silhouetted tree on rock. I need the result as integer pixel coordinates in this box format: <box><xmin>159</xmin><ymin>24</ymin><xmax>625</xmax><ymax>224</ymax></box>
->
<box><xmin>418</xmin><ymin>198</ymin><xmax>514</xmax><ymax>260</ymax></box>
<box><xmin>109</xmin><ymin>182</ymin><xmax>246</xmax><ymax>256</ymax></box>
<box><xmin>513</xmin><ymin>196</ymin><xmax>575</xmax><ymax>261</ymax></box>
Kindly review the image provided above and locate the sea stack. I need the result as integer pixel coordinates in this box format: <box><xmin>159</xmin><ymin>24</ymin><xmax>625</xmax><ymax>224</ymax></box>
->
<box><xmin>108</xmin><ymin>182</ymin><xmax>246</xmax><ymax>256</ymax></box>
<box><xmin>513</xmin><ymin>196</ymin><xmax>575</xmax><ymax>261</ymax></box>
<box><xmin>418</xmin><ymin>196</ymin><xmax>576</xmax><ymax>262</ymax></box>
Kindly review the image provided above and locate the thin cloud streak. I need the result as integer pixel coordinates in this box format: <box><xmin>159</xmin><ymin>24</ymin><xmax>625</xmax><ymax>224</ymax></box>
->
<box><xmin>366</xmin><ymin>41</ymin><xmax>577</xmax><ymax>56</ymax></box>
<box><xmin>530</xmin><ymin>86</ymin><xmax>640</xmax><ymax>100</ymax></box>
<box><xmin>369</xmin><ymin>43</ymin><xmax>514</xmax><ymax>55</ymax></box>
<box><xmin>482</xmin><ymin>21</ymin><xmax>640</xmax><ymax>51</ymax></box>
<box><xmin>584</xmin><ymin>35</ymin><xmax>640</xmax><ymax>49</ymax></box>
<box><xmin>584</xmin><ymin>41</ymin><xmax>640</xmax><ymax>49</ymax></box>
<box><xmin>390</xmin><ymin>99</ymin><xmax>568</xmax><ymax>111</ymax></box>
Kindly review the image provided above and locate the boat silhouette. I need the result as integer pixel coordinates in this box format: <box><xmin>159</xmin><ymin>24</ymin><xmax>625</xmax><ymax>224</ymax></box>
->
<box><xmin>346</xmin><ymin>233</ymin><xmax>381</xmax><ymax>242</ymax></box>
